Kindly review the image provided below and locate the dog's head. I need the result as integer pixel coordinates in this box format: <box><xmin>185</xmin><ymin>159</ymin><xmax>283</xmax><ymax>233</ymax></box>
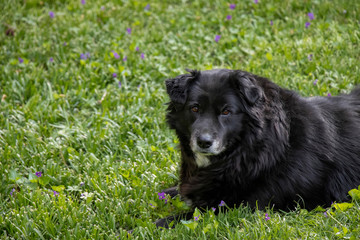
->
<box><xmin>166</xmin><ymin>69</ymin><xmax>265</xmax><ymax>167</ymax></box>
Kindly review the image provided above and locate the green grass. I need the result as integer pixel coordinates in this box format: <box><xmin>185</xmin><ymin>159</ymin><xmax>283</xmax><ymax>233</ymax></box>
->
<box><xmin>1</xmin><ymin>0</ymin><xmax>360</xmax><ymax>239</ymax></box>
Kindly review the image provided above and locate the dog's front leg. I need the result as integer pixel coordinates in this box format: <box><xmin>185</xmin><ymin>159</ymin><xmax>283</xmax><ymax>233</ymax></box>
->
<box><xmin>154</xmin><ymin>186</ymin><xmax>196</xmax><ymax>229</ymax></box>
<box><xmin>161</xmin><ymin>186</ymin><xmax>179</xmax><ymax>198</ymax></box>
<box><xmin>154</xmin><ymin>211</ymin><xmax>194</xmax><ymax>229</ymax></box>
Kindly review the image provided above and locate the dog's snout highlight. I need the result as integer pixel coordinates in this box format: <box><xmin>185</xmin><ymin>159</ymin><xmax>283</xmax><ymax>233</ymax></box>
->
<box><xmin>197</xmin><ymin>134</ymin><xmax>213</xmax><ymax>149</ymax></box>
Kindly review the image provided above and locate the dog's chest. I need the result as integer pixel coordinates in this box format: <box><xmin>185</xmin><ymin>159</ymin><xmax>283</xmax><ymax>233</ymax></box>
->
<box><xmin>195</xmin><ymin>153</ymin><xmax>211</xmax><ymax>168</ymax></box>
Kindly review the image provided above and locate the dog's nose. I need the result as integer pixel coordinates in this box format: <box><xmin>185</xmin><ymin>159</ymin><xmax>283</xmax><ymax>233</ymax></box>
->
<box><xmin>197</xmin><ymin>134</ymin><xmax>213</xmax><ymax>149</ymax></box>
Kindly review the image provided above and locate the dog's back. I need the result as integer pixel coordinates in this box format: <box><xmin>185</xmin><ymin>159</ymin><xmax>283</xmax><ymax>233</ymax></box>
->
<box><xmin>304</xmin><ymin>89</ymin><xmax>360</xmax><ymax>203</ymax></box>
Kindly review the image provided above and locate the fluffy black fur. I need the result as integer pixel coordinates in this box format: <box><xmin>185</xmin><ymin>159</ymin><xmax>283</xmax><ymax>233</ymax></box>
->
<box><xmin>158</xmin><ymin>69</ymin><xmax>360</xmax><ymax>227</ymax></box>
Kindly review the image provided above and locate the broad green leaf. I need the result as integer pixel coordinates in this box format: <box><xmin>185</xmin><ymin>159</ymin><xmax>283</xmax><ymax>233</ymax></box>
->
<box><xmin>52</xmin><ymin>185</ymin><xmax>65</xmax><ymax>192</ymax></box>
<box><xmin>39</xmin><ymin>176</ymin><xmax>50</xmax><ymax>186</ymax></box>
<box><xmin>86</xmin><ymin>193</ymin><xmax>94</xmax><ymax>204</ymax></box>
<box><xmin>91</xmin><ymin>61</ymin><xmax>100</xmax><ymax>68</ymax></box>
<box><xmin>333</xmin><ymin>202</ymin><xmax>353</xmax><ymax>211</ymax></box>
<box><xmin>10</xmin><ymin>59</ymin><xmax>18</xmax><ymax>65</ymax></box>
<box><xmin>118</xmin><ymin>65</ymin><xmax>125</xmax><ymax>73</ymax></box>
<box><xmin>266</xmin><ymin>52</ymin><xmax>273</xmax><ymax>61</ymax></box>
<box><xmin>9</xmin><ymin>170</ymin><xmax>21</xmax><ymax>182</ymax></box>
<box><xmin>181</xmin><ymin>220</ymin><xmax>198</xmax><ymax>231</ymax></box>
<box><xmin>109</xmin><ymin>66</ymin><xmax>116</xmax><ymax>73</ymax></box>
<box><xmin>129</xmin><ymin>42</ymin><xmax>137</xmax><ymax>51</ymax></box>
<box><xmin>28</xmin><ymin>173</ymin><xmax>38</xmax><ymax>183</ymax></box>
<box><xmin>171</xmin><ymin>198</ymin><xmax>189</xmax><ymax>210</ymax></box>
<box><xmin>25</xmin><ymin>182</ymin><xmax>38</xmax><ymax>190</ymax></box>
<box><xmin>67</xmin><ymin>185</ymin><xmax>81</xmax><ymax>192</ymax></box>
<box><xmin>203</xmin><ymin>224</ymin><xmax>212</xmax><ymax>234</ymax></box>
<box><xmin>313</xmin><ymin>206</ymin><xmax>326</xmax><ymax>212</ymax></box>
<box><xmin>349</xmin><ymin>189</ymin><xmax>360</xmax><ymax>201</ymax></box>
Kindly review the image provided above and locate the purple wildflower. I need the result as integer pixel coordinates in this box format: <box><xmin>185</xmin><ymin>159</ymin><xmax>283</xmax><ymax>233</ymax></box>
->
<box><xmin>194</xmin><ymin>215</ymin><xmax>200</xmax><ymax>221</ymax></box>
<box><xmin>254</xmin><ymin>0</ymin><xmax>259</xmax><ymax>4</ymax></box>
<box><xmin>313</xmin><ymin>79</ymin><xmax>318</xmax><ymax>85</ymax></box>
<box><xmin>53</xmin><ymin>191</ymin><xmax>59</xmax><ymax>196</ymax></box>
<box><xmin>81</xmin><ymin>0</ymin><xmax>86</xmax><ymax>4</ymax></box>
<box><xmin>323</xmin><ymin>211</ymin><xmax>328</xmax><ymax>217</ymax></box>
<box><xmin>112</xmin><ymin>51</ymin><xmax>120</xmax><ymax>59</ymax></box>
<box><xmin>80</xmin><ymin>53</ymin><xmax>90</xmax><ymax>60</ymax></box>
<box><xmin>123</xmin><ymin>56</ymin><xmax>127</xmax><ymax>62</ymax></box>
<box><xmin>127</xmin><ymin>28</ymin><xmax>132</xmax><ymax>34</ymax></box>
<box><xmin>118</xmin><ymin>81</ymin><xmax>122</xmax><ymax>88</ymax></box>
<box><xmin>158</xmin><ymin>192</ymin><xmax>166</xmax><ymax>200</ymax></box>
<box><xmin>18</xmin><ymin>57</ymin><xmax>24</xmax><ymax>63</ymax></box>
<box><xmin>308</xmin><ymin>12</ymin><xmax>314</xmax><ymax>21</ymax></box>
<box><xmin>10</xmin><ymin>188</ymin><xmax>15</xmax><ymax>196</ymax></box>
<box><xmin>80</xmin><ymin>182</ymin><xmax>85</xmax><ymax>186</ymax></box>
<box><xmin>144</xmin><ymin>4</ymin><xmax>150</xmax><ymax>11</ymax></box>
<box><xmin>265</xmin><ymin>213</ymin><xmax>270</xmax><ymax>221</ymax></box>
<box><xmin>101</xmin><ymin>6</ymin><xmax>105</xmax><ymax>11</ymax></box>
<box><xmin>141</xmin><ymin>53</ymin><xmax>145</xmax><ymax>59</ymax></box>
<box><xmin>212</xmin><ymin>207</ymin><xmax>216</xmax><ymax>212</ymax></box>
<box><xmin>149</xmin><ymin>203</ymin><xmax>155</xmax><ymax>208</ymax></box>
<box><xmin>49</xmin><ymin>11</ymin><xmax>55</xmax><ymax>18</ymax></box>
<box><xmin>49</xmin><ymin>57</ymin><xmax>54</xmax><ymax>62</ymax></box>
<box><xmin>229</xmin><ymin>4</ymin><xmax>236</xmax><ymax>10</ymax></box>
<box><xmin>226</xmin><ymin>15</ymin><xmax>232</xmax><ymax>20</ymax></box>
<box><xmin>112</xmin><ymin>73</ymin><xmax>117</xmax><ymax>78</ymax></box>
<box><xmin>214</xmin><ymin>35</ymin><xmax>221</xmax><ymax>43</ymax></box>
<box><xmin>327</xmin><ymin>93</ymin><xmax>331</xmax><ymax>97</ymax></box>
<box><xmin>308</xmin><ymin>54</ymin><xmax>313</xmax><ymax>61</ymax></box>
<box><xmin>35</xmin><ymin>171</ymin><xmax>42</xmax><ymax>177</ymax></box>
<box><xmin>219</xmin><ymin>200</ymin><xmax>225</xmax><ymax>207</ymax></box>
<box><xmin>270</xmin><ymin>20</ymin><xmax>273</xmax><ymax>26</ymax></box>
<box><xmin>63</xmin><ymin>42</ymin><xmax>67</xmax><ymax>46</ymax></box>
<box><xmin>136</xmin><ymin>46</ymin><xmax>140</xmax><ymax>51</ymax></box>
<box><xmin>305</xmin><ymin>22</ymin><xmax>311</xmax><ymax>28</ymax></box>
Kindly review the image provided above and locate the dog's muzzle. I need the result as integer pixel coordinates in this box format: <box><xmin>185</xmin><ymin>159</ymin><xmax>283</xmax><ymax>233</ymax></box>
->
<box><xmin>191</xmin><ymin>133</ymin><xmax>224</xmax><ymax>155</ymax></box>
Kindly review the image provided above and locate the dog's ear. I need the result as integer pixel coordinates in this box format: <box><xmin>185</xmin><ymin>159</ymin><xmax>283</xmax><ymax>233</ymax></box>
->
<box><xmin>165</xmin><ymin>69</ymin><xmax>199</xmax><ymax>105</ymax></box>
<box><xmin>232</xmin><ymin>71</ymin><xmax>263</xmax><ymax>105</ymax></box>
<box><xmin>244</xmin><ymin>85</ymin><xmax>262</xmax><ymax>105</ymax></box>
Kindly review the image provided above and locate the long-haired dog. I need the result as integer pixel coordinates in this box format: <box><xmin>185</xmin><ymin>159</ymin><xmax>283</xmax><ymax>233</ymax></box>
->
<box><xmin>156</xmin><ymin>69</ymin><xmax>360</xmax><ymax>227</ymax></box>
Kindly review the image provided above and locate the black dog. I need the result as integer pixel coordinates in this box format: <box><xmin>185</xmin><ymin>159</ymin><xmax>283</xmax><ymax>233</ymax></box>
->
<box><xmin>157</xmin><ymin>69</ymin><xmax>360</xmax><ymax>227</ymax></box>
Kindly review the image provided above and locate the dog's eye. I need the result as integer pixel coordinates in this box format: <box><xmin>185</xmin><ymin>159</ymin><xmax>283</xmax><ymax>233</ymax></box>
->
<box><xmin>222</xmin><ymin>109</ymin><xmax>231</xmax><ymax>116</ymax></box>
<box><xmin>191</xmin><ymin>106</ymin><xmax>199</xmax><ymax>113</ymax></box>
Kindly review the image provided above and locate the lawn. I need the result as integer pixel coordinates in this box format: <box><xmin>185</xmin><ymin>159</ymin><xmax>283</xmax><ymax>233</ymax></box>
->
<box><xmin>1</xmin><ymin>0</ymin><xmax>360</xmax><ymax>239</ymax></box>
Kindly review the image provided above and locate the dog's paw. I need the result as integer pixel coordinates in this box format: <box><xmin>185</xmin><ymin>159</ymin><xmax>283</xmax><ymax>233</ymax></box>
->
<box><xmin>161</xmin><ymin>186</ymin><xmax>179</xmax><ymax>198</ymax></box>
